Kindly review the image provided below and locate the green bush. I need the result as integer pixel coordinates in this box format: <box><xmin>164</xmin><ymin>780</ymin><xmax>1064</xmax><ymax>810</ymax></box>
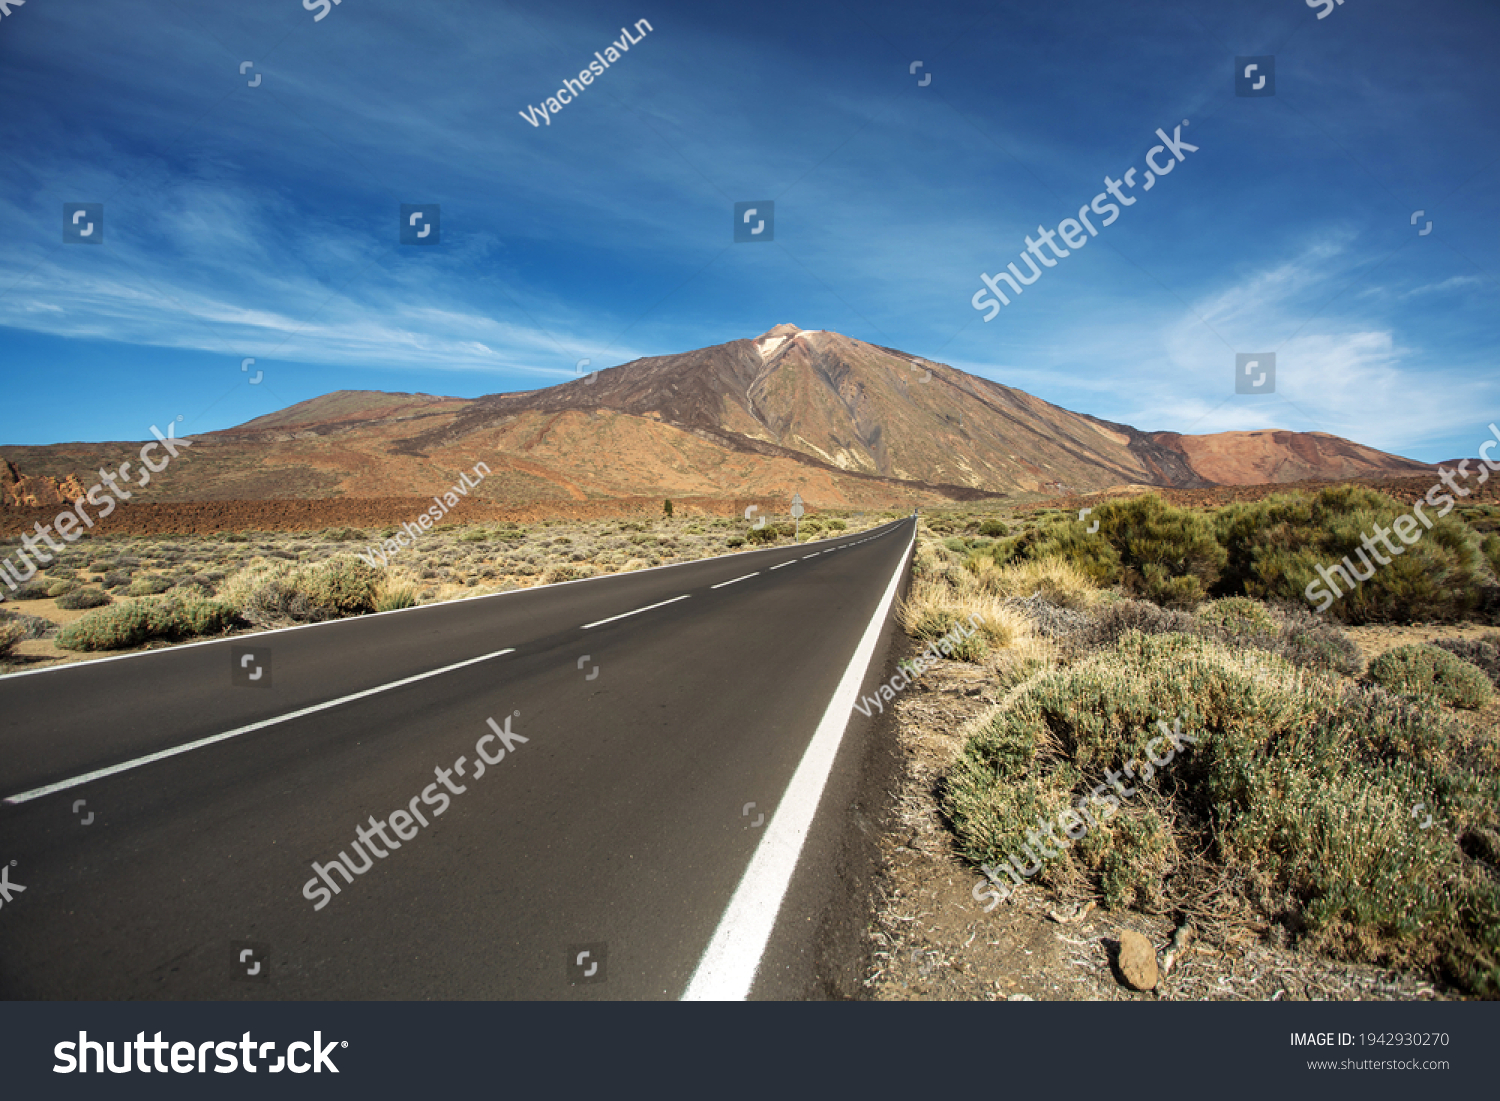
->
<box><xmin>747</xmin><ymin>526</ymin><xmax>779</xmax><ymax>545</ymax></box>
<box><xmin>726</xmin><ymin>536</ymin><xmax>746</xmax><ymax>548</ymax></box>
<box><xmin>978</xmin><ymin>518</ymin><xmax>1010</xmax><ymax>538</ymax></box>
<box><xmin>1367</xmin><ymin>644</ymin><xmax>1494</xmax><ymax>710</ymax></box>
<box><xmin>55</xmin><ymin>594</ymin><xmax>242</xmax><ymax>651</ymax></box>
<box><xmin>459</xmin><ymin>530</ymin><xmax>490</xmax><ymax>543</ymax></box>
<box><xmin>128</xmin><ymin>575</ymin><xmax>173</xmax><ymax>597</ymax></box>
<box><xmin>8</xmin><ymin>580</ymin><xmax>51</xmax><ymax>600</ymax></box>
<box><xmin>46</xmin><ymin>580</ymin><xmax>79</xmax><ymax>598</ymax></box>
<box><xmin>56</xmin><ymin>588</ymin><xmax>112</xmax><ymax>610</ymax></box>
<box><xmin>1215</xmin><ymin>486</ymin><xmax>1487</xmax><ymax>624</ymax></box>
<box><xmin>944</xmin><ymin>630</ymin><xmax>1500</xmax><ymax>993</ymax></box>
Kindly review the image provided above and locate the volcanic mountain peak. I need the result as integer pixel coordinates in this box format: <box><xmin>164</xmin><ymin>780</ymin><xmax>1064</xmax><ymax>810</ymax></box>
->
<box><xmin>754</xmin><ymin>322</ymin><xmax>807</xmax><ymax>361</ymax></box>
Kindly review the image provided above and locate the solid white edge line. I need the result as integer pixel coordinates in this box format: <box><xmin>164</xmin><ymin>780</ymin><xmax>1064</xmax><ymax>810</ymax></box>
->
<box><xmin>682</xmin><ymin>519</ymin><xmax>915</xmax><ymax>1001</ymax></box>
<box><xmin>0</xmin><ymin>521</ymin><xmax>901</xmax><ymax>682</ymax></box>
<box><xmin>580</xmin><ymin>593</ymin><xmax>690</xmax><ymax>630</ymax></box>
<box><xmin>3</xmin><ymin>647</ymin><xmax>517</xmax><ymax>805</ymax></box>
<box><xmin>710</xmin><ymin>572</ymin><xmax>759</xmax><ymax>590</ymax></box>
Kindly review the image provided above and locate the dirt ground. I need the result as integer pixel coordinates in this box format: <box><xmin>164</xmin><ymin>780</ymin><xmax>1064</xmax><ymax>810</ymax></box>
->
<box><xmin>861</xmin><ymin>624</ymin><xmax>1488</xmax><ymax>1002</ymax></box>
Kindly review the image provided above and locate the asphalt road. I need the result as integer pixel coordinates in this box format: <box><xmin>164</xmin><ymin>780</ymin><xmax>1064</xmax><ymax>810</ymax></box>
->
<box><xmin>0</xmin><ymin>518</ymin><xmax>915</xmax><ymax>999</ymax></box>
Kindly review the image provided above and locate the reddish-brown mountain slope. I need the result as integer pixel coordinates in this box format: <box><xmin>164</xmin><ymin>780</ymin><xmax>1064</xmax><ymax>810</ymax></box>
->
<box><xmin>1</xmin><ymin>325</ymin><xmax>1431</xmax><ymax>513</ymax></box>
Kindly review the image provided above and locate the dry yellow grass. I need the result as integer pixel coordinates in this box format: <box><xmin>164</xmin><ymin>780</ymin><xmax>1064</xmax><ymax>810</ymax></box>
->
<box><xmin>970</xmin><ymin>556</ymin><xmax>1099</xmax><ymax>609</ymax></box>
<box><xmin>899</xmin><ymin>576</ymin><xmax>1034</xmax><ymax>660</ymax></box>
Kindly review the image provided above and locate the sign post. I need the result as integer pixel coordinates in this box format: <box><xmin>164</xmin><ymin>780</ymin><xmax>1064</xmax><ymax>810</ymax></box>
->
<box><xmin>791</xmin><ymin>493</ymin><xmax>805</xmax><ymax>540</ymax></box>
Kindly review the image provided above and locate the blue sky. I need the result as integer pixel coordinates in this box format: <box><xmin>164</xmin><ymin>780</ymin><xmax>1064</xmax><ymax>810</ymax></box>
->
<box><xmin>0</xmin><ymin>0</ymin><xmax>1495</xmax><ymax>462</ymax></box>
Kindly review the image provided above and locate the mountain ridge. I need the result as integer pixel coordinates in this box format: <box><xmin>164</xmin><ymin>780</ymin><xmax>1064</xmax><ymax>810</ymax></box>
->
<box><xmin>0</xmin><ymin>324</ymin><xmax>1432</xmax><ymax>511</ymax></box>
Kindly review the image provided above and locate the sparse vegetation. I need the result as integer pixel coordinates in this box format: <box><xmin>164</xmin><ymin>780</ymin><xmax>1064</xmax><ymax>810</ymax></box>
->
<box><xmin>55</xmin><ymin>594</ymin><xmax>242</xmax><ymax>651</ymax></box>
<box><xmin>896</xmin><ymin>509</ymin><xmax>1500</xmax><ymax>996</ymax></box>
<box><xmin>943</xmin><ymin>630</ymin><xmax>1500</xmax><ymax>995</ymax></box>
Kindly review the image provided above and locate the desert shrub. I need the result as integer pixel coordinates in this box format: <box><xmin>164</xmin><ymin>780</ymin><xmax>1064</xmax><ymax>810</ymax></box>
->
<box><xmin>1102</xmin><ymin>496</ymin><xmax>1225</xmax><ymax>600</ymax></box>
<box><xmin>225</xmin><ymin>533</ymin><xmax>249</xmax><ymax>543</ymax></box>
<box><xmin>128</xmin><ymin>575</ymin><xmax>173</xmax><ymax>597</ymax></box>
<box><xmin>55</xmin><ymin>594</ymin><xmax>242</xmax><ymax>651</ymax></box>
<box><xmin>541</xmin><ymin>563</ymin><xmax>594</xmax><ymax>584</ymax></box>
<box><xmin>1367</xmin><ymin>644</ymin><xmax>1494</xmax><ymax>710</ymax></box>
<box><xmin>978</xmin><ymin>518</ymin><xmax>1010</xmax><ymax>537</ymax></box>
<box><xmin>56</xmin><ymin>588</ymin><xmax>112</xmax><ymax>610</ymax></box>
<box><xmin>1431</xmin><ymin>634</ymin><xmax>1500</xmax><ymax>687</ymax></box>
<box><xmin>296</xmin><ymin>557</ymin><xmax>383</xmax><ymax>616</ymax></box>
<box><xmin>324</xmin><ymin>527</ymin><xmax>363</xmax><ymax>542</ymax></box>
<box><xmin>219</xmin><ymin>556</ymin><xmax>382</xmax><ymax>625</ymax></box>
<box><xmin>898</xmin><ymin>578</ymin><xmax>1031</xmax><ymax>662</ymax></box>
<box><xmin>971</xmin><ymin>557</ymin><xmax>1098</xmax><ymax>609</ymax></box>
<box><xmin>375</xmin><ymin>582</ymin><xmax>420</xmax><ymax>612</ymax></box>
<box><xmin>45</xmin><ymin>566</ymin><xmax>78</xmax><ymax>579</ymax></box>
<box><xmin>1023</xmin><ymin>495</ymin><xmax>1223</xmax><ymax>605</ymax></box>
<box><xmin>0</xmin><ymin>621</ymin><xmax>25</xmax><ymax>658</ymax></box>
<box><xmin>827</xmin><ymin>519</ymin><xmax>847</xmax><ymax>531</ymax></box>
<box><xmin>1068</xmin><ymin>598</ymin><xmax>1197</xmax><ymax>651</ymax></box>
<box><xmin>746</xmin><ymin>526</ymin><xmax>779</xmax><ymax>545</ymax></box>
<box><xmin>1264</xmin><ymin>604</ymin><xmax>1364</xmax><ymax>677</ymax></box>
<box><xmin>46</xmin><ymin>580</ymin><xmax>79</xmax><ymax>598</ymax></box>
<box><xmin>8</xmin><ymin>580</ymin><xmax>52</xmax><ymax>600</ymax></box>
<box><xmin>1000</xmin><ymin>523</ymin><xmax>1122</xmax><ymax>587</ymax></box>
<box><xmin>171</xmin><ymin>573</ymin><xmax>218</xmax><ymax>597</ymax></box>
<box><xmin>1196</xmin><ymin>596</ymin><xmax>1277</xmax><ymax>639</ymax></box>
<box><xmin>101</xmin><ymin>571</ymin><xmax>132</xmax><ymax>590</ymax></box>
<box><xmin>0</xmin><ymin>608</ymin><xmax>57</xmax><ymax>641</ymax></box>
<box><xmin>1215</xmin><ymin>486</ymin><xmax>1488</xmax><ymax>624</ymax></box>
<box><xmin>944</xmin><ymin>631</ymin><xmax>1500</xmax><ymax>993</ymax></box>
<box><xmin>460</xmin><ymin>530</ymin><xmax>490</xmax><ymax>543</ymax></box>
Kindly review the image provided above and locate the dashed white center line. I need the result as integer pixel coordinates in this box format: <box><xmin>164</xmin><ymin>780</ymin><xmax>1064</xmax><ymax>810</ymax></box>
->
<box><xmin>769</xmin><ymin>561</ymin><xmax>795</xmax><ymax>571</ymax></box>
<box><xmin>581</xmin><ymin>593</ymin><xmax>691</xmax><ymax>630</ymax></box>
<box><xmin>3</xmin><ymin>646</ymin><xmax>519</xmax><ymax>805</ymax></box>
<box><xmin>711</xmin><ymin>572</ymin><xmax>760</xmax><ymax>589</ymax></box>
<box><xmin>802</xmin><ymin>552</ymin><xmax>820</xmax><ymax>559</ymax></box>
